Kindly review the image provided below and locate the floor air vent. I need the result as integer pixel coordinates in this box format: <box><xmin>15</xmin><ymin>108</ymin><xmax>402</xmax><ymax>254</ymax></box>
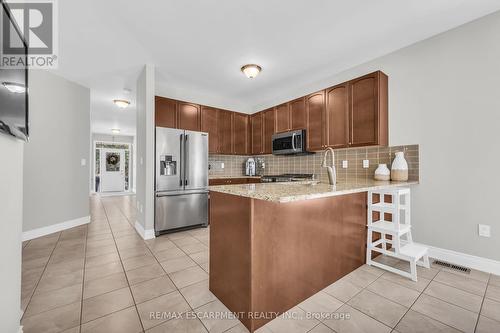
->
<box><xmin>433</xmin><ymin>260</ymin><xmax>471</xmax><ymax>274</ymax></box>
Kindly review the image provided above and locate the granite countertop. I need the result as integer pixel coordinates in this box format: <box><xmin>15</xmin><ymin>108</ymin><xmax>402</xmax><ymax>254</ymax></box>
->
<box><xmin>208</xmin><ymin>175</ymin><xmax>262</xmax><ymax>179</ymax></box>
<box><xmin>209</xmin><ymin>179</ymin><xmax>419</xmax><ymax>203</ymax></box>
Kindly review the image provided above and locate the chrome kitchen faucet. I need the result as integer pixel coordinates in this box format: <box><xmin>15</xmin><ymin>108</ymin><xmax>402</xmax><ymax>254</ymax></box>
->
<box><xmin>322</xmin><ymin>147</ymin><xmax>336</xmax><ymax>185</ymax></box>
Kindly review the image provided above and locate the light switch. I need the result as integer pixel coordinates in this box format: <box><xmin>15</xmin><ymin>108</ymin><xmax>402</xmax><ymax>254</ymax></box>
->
<box><xmin>363</xmin><ymin>160</ymin><xmax>369</xmax><ymax>169</ymax></box>
<box><xmin>81</xmin><ymin>158</ymin><xmax>86</xmax><ymax>166</ymax></box>
<box><xmin>478</xmin><ymin>224</ymin><xmax>491</xmax><ymax>237</ymax></box>
<box><xmin>342</xmin><ymin>160</ymin><xmax>348</xmax><ymax>168</ymax></box>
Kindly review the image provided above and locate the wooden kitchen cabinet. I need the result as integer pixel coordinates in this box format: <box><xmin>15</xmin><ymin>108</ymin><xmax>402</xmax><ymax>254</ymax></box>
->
<box><xmin>232</xmin><ymin>112</ymin><xmax>250</xmax><ymax>155</ymax></box>
<box><xmin>349</xmin><ymin>71</ymin><xmax>388</xmax><ymax>147</ymax></box>
<box><xmin>251</xmin><ymin>112</ymin><xmax>264</xmax><ymax>155</ymax></box>
<box><xmin>275</xmin><ymin>103</ymin><xmax>290</xmax><ymax>133</ymax></box>
<box><xmin>262</xmin><ymin>108</ymin><xmax>275</xmax><ymax>154</ymax></box>
<box><xmin>155</xmin><ymin>96</ymin><xmax>177</xmax><ymax>128</ymax></box>
<box><xmin>325</xmin><ymin>84</ymin><xmax>349</xmax><ymax>149</ymax></box>
<box><xmin>201</xmin><ymin>106</ymin><xmax>219</xmax><ymax>153</ymax></box>
<box><xmin>289</xmin><ymin>97</ymin><xmax>306</xmax><ymax>130</ymax></box>
<box><xmin>306</xmin><ymin>90</ymin><xmax>325</xmax><ymax>151</ymax></box>
<box><xmin>178</xmin><ymin>101</ymin><xmax>201</xmax><ymax>131</ymax></box>
<box><xmin>217</xmin><ymin>110</ymin><xmax>233</xmax><ymax>154</ymax></box>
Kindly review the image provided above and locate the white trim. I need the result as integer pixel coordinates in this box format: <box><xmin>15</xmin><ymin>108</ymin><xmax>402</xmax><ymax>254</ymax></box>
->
<box><xmin>22</xmin><ymin>216</ymin><xmax>90</xmax><ymax>241</ymax></box>
<box><xmin>416</xmin><ymin>242</ymin><xmax>500</xmax><ymax>276</ymax></box>
<box><xmin>18</xmin><ymin>326</ymin><xmax>23</xmax><ymax>333</ymax></box>
<box><xmin>134</xmin><ymin>220</ymin><xmax>155</xmax><ymax>240</ymax></box>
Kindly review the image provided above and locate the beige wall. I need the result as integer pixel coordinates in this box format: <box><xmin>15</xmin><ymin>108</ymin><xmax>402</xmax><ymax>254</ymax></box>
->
<box><xmin>0</xmin><ymin>135</ymin><xmax>23</xmax><ymax>332</ymax></box>
<box><xmin>252</xmin><ymin>11</ymin><xmax>500</xmax><ymax>260</ymax></box>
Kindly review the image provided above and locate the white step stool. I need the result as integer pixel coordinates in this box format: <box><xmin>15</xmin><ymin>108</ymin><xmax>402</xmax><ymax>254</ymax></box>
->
<box><xmin>366</xmin><ymin>187</ymin><xmax>429</xmax><ymax>281</ymax></box>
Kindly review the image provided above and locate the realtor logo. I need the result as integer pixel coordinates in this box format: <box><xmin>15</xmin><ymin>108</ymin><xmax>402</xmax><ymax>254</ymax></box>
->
<box><xmin>1</xmin><ymin>0</ymin><xmax>58</xmax><ymax>68</ymax></box>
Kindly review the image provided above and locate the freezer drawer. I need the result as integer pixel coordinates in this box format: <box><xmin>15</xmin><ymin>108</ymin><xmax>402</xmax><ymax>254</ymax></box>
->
<box><xmin>155</xmin><ymin>192</ymin><xmax>208</xmax><ymax>234</ymax></box>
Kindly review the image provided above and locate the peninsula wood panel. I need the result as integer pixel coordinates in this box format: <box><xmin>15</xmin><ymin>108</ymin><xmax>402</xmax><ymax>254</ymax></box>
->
<box><xmin>325</xmin><ymin>84</ymin><xmax>349</xmax><ymax>148</ymax></box>
<box><xmin>209</xmin><ymin>191</ymin><xmax>367</xmax><ymax>332</ymax></box>
<box><xmin>289</xmin><ymin>97</ymin><xmax>307</xmax><ymax>130</ymax></box>
<box><xmin>232</xmin><ymin>113</ymin><xmax>250</xmax><ymax>155</ymax></box>
<box><xmin>201</xmin><ymin>106</ymin><xmax>219</xmax><ymax>153</ymax></box>
<box><xmin>155</xmin><ymin>96</ymin><xmax>177</xmax><ymax>128</ymax></box>
<box><xmin>262</xmin><ymin>108</ymin><xmax>275</xmax><ymax>154</ymax></box>
<box><xmin>178</xmin><ymin>101</ymin><xmax>200</xmax><ymax>131</ymax></box>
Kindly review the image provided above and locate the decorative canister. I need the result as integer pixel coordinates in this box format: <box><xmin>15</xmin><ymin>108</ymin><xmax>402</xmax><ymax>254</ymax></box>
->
<box><xmin>374</xmin><ymin>164</ymin><xmax>391</xmax><ymax>181</ymax></box>
<box><xmin>391</xmin><ymin>151</ymin><xmax>409</xmax><ymax>181</ymax></box>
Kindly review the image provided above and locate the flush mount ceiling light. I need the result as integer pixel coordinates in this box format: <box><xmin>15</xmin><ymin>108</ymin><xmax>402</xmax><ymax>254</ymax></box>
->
<box><xmin>2</xmin><ymin>81</ymin><xmax>26</xmax><ymax>93</ymax></box>
<box><xmin>241</xmin><ymin>64</ymin><xmax>262</xmax><ymax>79</ymax></box>
<box><xmin>113</xmin><ymin>99</ymin><xmax>130</xmax><ymax>108</ymax></box>
<box><xmin>111</xmin><ymin>128</ymin><xmax>120</xmax><ymax>134</ymax></box>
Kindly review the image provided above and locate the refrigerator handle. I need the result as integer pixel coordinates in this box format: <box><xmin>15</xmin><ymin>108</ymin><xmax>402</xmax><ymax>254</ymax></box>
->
<box><xmin>179</xmin><ymin>134</ymin><xmax>184</xmax><ymax>187</ymax></box>
<box><xmin>184</xmin><ymin>134</ymin><xmax>189</xmax><ymax>186</ymax></box>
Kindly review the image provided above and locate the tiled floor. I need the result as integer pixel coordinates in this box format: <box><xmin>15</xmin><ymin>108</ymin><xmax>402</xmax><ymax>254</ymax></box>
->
<box><xmin>21</xmin><ymin>194</ymin><xmax>500</xmax><ymax>333</ymax></box>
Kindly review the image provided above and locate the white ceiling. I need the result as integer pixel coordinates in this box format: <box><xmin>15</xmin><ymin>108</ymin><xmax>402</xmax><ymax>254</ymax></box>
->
<box><xmin>53</xmin><ymin>0</ymin><xmax>500</xmax><ymax>136</ymax></box>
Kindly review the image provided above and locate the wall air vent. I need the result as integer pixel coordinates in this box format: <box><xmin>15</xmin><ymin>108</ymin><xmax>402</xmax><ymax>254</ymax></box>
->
<box><xmin>433</xmin><ymin>260</ymin><xmax>471</xmax><ymax>274</ymax></box>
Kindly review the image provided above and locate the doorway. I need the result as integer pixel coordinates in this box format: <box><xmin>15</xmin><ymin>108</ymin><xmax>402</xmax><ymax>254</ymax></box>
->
<box><xmin>94</xmin><ymin>142</ymin><xmax>131</xmax><ymax>193</ymax></box>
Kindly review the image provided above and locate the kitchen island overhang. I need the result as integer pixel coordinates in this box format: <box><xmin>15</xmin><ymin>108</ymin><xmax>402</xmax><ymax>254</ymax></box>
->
<box><xmin>209</xmin><ymin>180</ymin><xmax>417</xmax><ymax>332</ymax></box>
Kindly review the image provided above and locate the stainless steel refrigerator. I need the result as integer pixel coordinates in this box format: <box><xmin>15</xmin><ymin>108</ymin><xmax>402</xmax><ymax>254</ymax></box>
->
<box><xmin>155</xmin><ymin>127</ymin><xmax>208</xmax><ymax>235</ymax></box>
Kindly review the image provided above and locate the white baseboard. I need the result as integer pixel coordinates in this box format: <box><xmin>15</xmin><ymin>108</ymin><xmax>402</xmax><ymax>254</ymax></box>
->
<box><xmin>134</xmin><ymin>220</ymin><xmax>155</xmax><ymax>240</ymax></box>
<box><xmin>416</xmin><ymin>242</ymin><xmax>500</xmax><ymax>276</ymax></box>
<box><xmin>22</xmin><ymin>216</ymin><xmax>90</xmax><ymax>241</ymax></box>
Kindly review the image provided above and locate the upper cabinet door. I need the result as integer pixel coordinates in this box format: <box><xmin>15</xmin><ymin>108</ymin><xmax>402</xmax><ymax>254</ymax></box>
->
<box><xmin>275</xmin><ymin>103</ymin><xmax>290</xmax><ymax>133</ymax></box>
<box><xmin>325</xmin><ymin>84</ymin><xmax>349</xmax><ymax>149</ymax></box>
<box><xmin>155</xmin><ymin>96</ymin><xmax>177</xmax><ymax>128</ymax></box>
<box><xmin>289</xmin><ymin>97</ymin><xmax>306</xmax><ymax>130</ymax></box>
<box><xmin>201</xmin><ymin>106</ymin><xmax>219</xmax><ymax>153</ymax></box>
<box><xmin>232</xmin><ymin>113</ymin><xmax>249</xmax><ymax>155</ymax></box>
<box><xmin>217</xmin><ymin>110</ymin><xmax>233</xmax><ymax>154</ymax></box>
<box><xmin>178</xmin><ymin>102</ymin><xmax>201</xmax><ymax>131</ymax></box>
<box><xmin>349</xmin><ymin>71</ymin><xmax>388</xmax><ymax>147</ymax></box>
<box><xmin>251</xmin><ymin>113</ymin><xmax>263</xmax><ymax>155</ymax></box>
<box><xmin>262</xmin><ymin>108</ymin><xmax>276</xmax><ymax>154</ymax></box>
<box><xmin>306</xmin><ymin>91</ymin><xmax>325</xmax><ymax>151</ymax></box>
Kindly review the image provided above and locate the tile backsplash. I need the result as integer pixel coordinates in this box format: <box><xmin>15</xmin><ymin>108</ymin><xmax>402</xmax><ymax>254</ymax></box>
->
<box><xmin>209</xmin><ymin>144</ymin><xmax>419</xmax><ymax>183</ymax></box>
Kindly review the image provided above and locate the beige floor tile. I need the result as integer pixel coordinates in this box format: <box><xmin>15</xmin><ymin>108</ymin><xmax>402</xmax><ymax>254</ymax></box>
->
<box><xmin>343</xmin><ymin>268</ymin><xmax>379</xmax><ymax>288</ymax></box>
<box><xmin>394</xmin><ymin>309</ymin><xmax>461</xmax><ymax>333</ymax></box>
<box><xmin>43</xmin><ymin>258</ymin><xmax>85</xmax><ymax>277</ymax></box>
<box><xmin>160</xmin><ymin>255</ymin><xmax>197</xmax><ymax>273</ymax></box>
<box><xmin>25</xmin><ymin>283</ymin><xmax>82</xmax><ymax>317</ymax></box>
<box><xmin>86</xmin><ymin>232</ymin><xmax>113</xmax><ymax>242</ymax></box>
<box><xmin>440</xmin><ymin>267</ymin><xmax>490</xmax><ymax>283</ymax></box>
<box><xmin>85</xmin><ymin>252</ymin><xmax>120</xmax><ymax>268</ymax></box>
<box><xmin>307</xmin><ymin>323</ymin><xmax>334</xmax><ymax>333</ymax></box>
<box><xmin>323</xmin><ymin>278</ymin><xmax>362</xmax><ymax>303</ymax></box>
<box><xmin>358</xmin><ymin>264</ymin><xmax>385</xmax><ymax>277</ymax></box>
<box><xmin>167</xmin><ymin>231</ymin><xmax>192</xmax><ymax>241</ymax></box>
<box><xmin>169</xmin><ymin>266</ymin><xmax>209</xmax><ymax>289</ymax></box>
<box><xmin>489</xmin><ymin>274</ymin><xmax>500</xmax><ymax>287</ymax></box>
<box><xmin>179</xmin><ymin>242</ymin><xmax>208</xmax><ymax>255</ymax></box>
<box><xmin>481</xmin><ymin>298</ymin><xmax>500</xmax><ymax>322</ymax></box>
<box><xmin>264</xmin><ymin>306</ymin><xmax>320</xmax><ymax>333</ymax></box>
<box><xmin>154</xmin><ymin>246</ymin><xmax>188</xmax><ymax>262</ymax></box>
<box><xmin>60</xmin><ymin>326</ymin><xmax>80</xmax><ymax>333</ymax></box>
<box><xmin>131</xmin><ymin>276</ymin><xmax>177</xmax><ymax>304</ymax></box>
<box><xmin>476</xmin><ymin>315</ymin><xmax>500</xmax><ymax>333</ymax></box>
<box><xmin>423</xmin><ymin>281</ymin><xmax>483</xmax><ymax>313</ymax></box>
<box><xmin>179</xmin><ymin>279</ymin><xmax>216</xmax><ymax>309</ymax></box>
<box><xmin>83</xmin><ymin>271</ymin><xmax>128</xmax><ymax>299</ymax></box>
<box><xmin>126</xmin><ymin>262</ymin><xmax>166</xmax><ymax>285</ymax></box>
<box><xmin>394</xmin><ymin>261</ymin><xmax>440</xmax><ymax>280</ymax></box>
<box><xmin>81</xmin><ymin>306</ymin><xmax>143</xmax><ymax>333</ymax></box>
<box><xmin>347</xmin><ymin>289</ymin><xmax>407</xmax><ymax>327</ymax></box>
<box><xmin>189</xmin><ymin>251</ymin><xmax>209</xmax><ymax>265</ymax></box>
<box><xmin>86</xmin><ymin>244</ymin><xmax>118</xmax><ymax>258</ymax></box>
<box><xmin>380</xmin><ymin>271</ymin><xmax>431</xmax><ymax>292</ymax></box>
<box><xmin>323</xmin><ymin>304</ymin><xmax>391</xmax><ymax>333</ymax></box>
<box><xmin>86</xmin><ymin>238</ymin><xmax>116</xmax><ymax>250</ymax></box>
<box><xmin>411</xmin><ymin>294</ymin><xmax>478</xmax><ymax>333</ymax></box>
<box><xmin>122</xmin><ymin>253</ymin><xmax>157</xmax><ymax>271</ymax></box>
<box><xmin>434</xmin><ymin>270</ymin><xmax>487</xmax><ymax>296</ymax></box>
<box><xmin>84</xmin><ymin>261</ymin><xmax>124</xmax><ymax>282</ymax></box>
<box><xmin>298</xmin><ymin>291</ymin><xmax>343</xmax><ymax>320</ymax></box>
<box><xmin>119</xmin><ymin>245</ymin><xmax>151</xmax><ymax>260</ymax></box>
<box><xmin>200</xmin><ymin>262</ymin><xmax>209</xmax><ymax>273</ymax></box>
<box><xmin>485</xmin><ymin>284</ymin><xmax>500</xmax><ymax>302</ymax></box>
<box><xmin>145</xmin><ymin>316</ymin><xmax>208</xmax><ymax>332</ymax></box>
<box><xmin>173</xmin><ymin>236</ymin><xmax>202</xmax><ymax>247</ymax></box>
<box><xmin>21</xmin><ymin>301</ymin><xmax>81</xmax><ymax>333</ymax></box>
<box><xmin>367</xmin><ymin>278</ymin><xmax>420</xmax><ymax>307</ymax></box>
<box><xmin>195</xmin><ymin>300</ymin><xmax>244</xmax><ymax>333</ymax></box>
<box><xmin>82</xmin><ymin>287</ymin><xmax>135</xmax><ymax>323</ymax></box>
<box><xmin>136</xmin><ymin>291</ymin><xmax>191</xmax><ymax>330</ymax></box>
<box><xmin>36</xmin><ymin>269</ymin><xmax>84</xmax><ymax>293</ymax></box>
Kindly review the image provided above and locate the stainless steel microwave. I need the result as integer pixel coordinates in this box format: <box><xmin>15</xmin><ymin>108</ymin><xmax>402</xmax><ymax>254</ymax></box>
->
<box><xmin>272</xmin><ymin>129</ymin><xmax>308</xmax><ymax>155</ymax></box>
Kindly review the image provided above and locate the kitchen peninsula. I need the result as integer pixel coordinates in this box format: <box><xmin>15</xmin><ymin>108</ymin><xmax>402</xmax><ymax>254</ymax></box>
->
<box><xmin>209</xmin><ymin>180</ymin><xmax>417</xmax><ymax>332</ymax></box>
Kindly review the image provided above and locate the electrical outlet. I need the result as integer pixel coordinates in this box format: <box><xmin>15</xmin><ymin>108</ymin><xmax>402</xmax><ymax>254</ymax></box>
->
<box><xmin>363</xmin><ymin>159</ymin><xmax>369</xmax><ymax>168</ymax></box>
<box><xmin>342</xmin><ymin>160</ymin><xmax>348</xmax><ymax>168</ymax></box>
<box><xmin>478</xmin><ymin>224</ymin><xmax>491</xmax><ymax>237</ymax></box>
<box><xmin>81</xmin><ymin>158</ymin><xmax>86</xmax><ymax>166</ymax></box>
<box><xmin>221</xmin><ymin>162</ymin><xmax>225</xmax><ymax>169</ymax></box>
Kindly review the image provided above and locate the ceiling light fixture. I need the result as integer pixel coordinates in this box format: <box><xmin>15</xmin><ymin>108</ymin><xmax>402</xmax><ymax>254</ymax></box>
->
<box><xmin>111</xmin><ymin>128</ymin><xmax>120</xmax><ymax>134</ymax></box>
<box><xmin>2</xmin><ymin>81</ymin><xmax>26</xmax><ymax>93</ymax></box>
<box><xmin>113</xmin><ymin>99</ymin><xmax>130</xmax><ymax>108</ymax></box>
<box><xmin>241</xmin><ymin>64</ymin><xmax>262</xmax><ymax>79</ymax></box>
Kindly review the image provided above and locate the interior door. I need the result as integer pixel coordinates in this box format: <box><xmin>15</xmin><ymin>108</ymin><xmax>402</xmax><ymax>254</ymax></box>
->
<box><xmin>100</xmin><ymin>149</ymin><xmax>125</xmax><ymax>192</ymax></box>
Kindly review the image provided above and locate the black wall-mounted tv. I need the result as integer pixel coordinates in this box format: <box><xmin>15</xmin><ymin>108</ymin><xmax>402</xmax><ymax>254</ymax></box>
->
<box><xmin>0</xmin><ymin>0</ymin><xmax>29</xmax><ymax>141</ymax></box>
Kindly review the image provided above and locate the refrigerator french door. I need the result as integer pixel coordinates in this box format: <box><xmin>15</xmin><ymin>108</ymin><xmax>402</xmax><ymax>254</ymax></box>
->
<box><xmin>155</xmin><ymin>127</ymin><xmax>208</xmax><ymax>235</ymax></box>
